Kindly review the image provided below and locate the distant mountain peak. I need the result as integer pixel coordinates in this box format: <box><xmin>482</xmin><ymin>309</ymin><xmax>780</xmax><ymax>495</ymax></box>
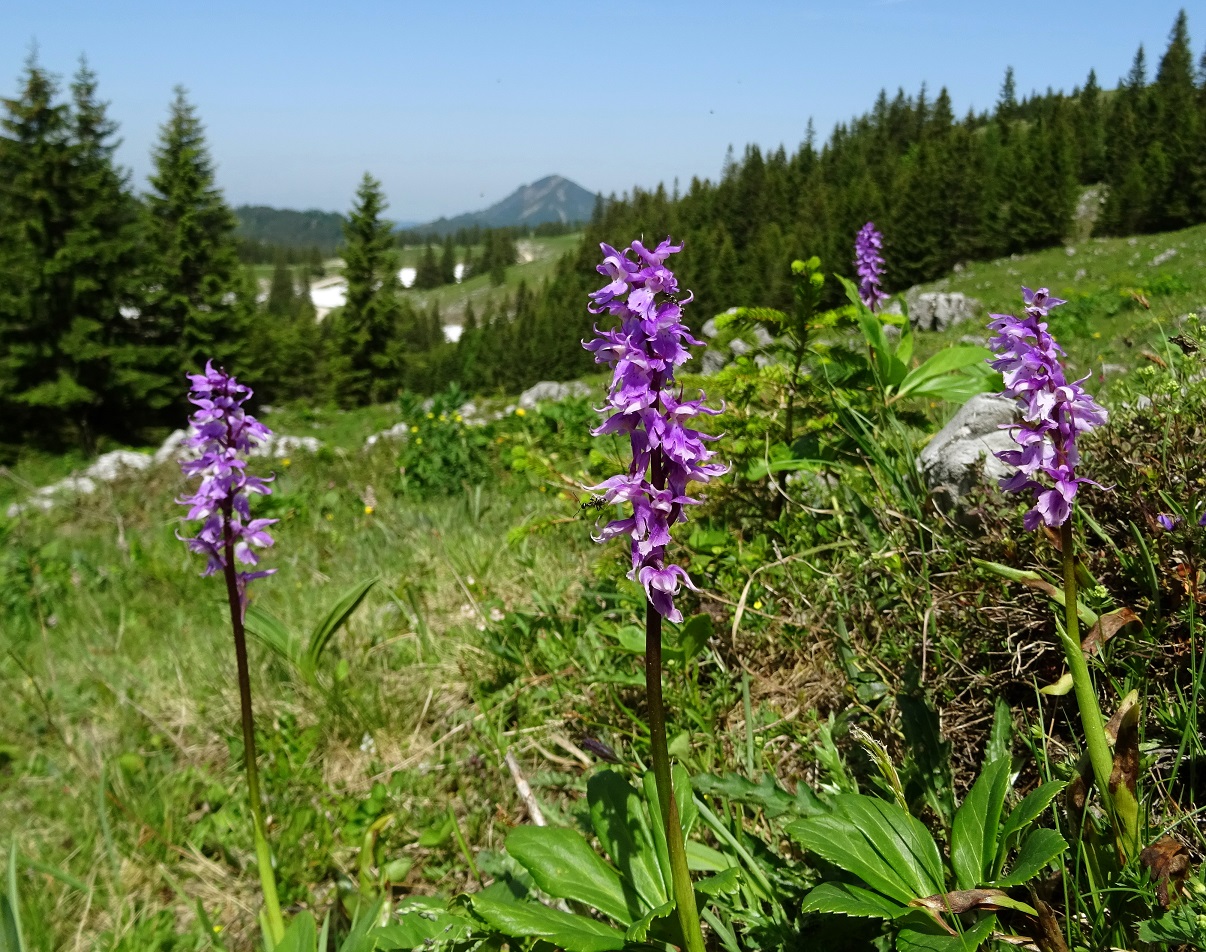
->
<box><xmin>413</xmin><ymin>175</ymin><xmax>596</xmax><ymax>236</ymax></box>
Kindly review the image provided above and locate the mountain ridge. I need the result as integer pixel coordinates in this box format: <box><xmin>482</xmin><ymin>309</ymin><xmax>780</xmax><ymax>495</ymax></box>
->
<box><xmin>409</xmin><ymin>174</ymin><xmax>596</xmax><ymax>236</ymax></box>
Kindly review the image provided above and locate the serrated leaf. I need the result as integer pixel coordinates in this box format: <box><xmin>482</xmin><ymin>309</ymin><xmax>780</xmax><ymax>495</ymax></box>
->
<box><xmin>998</xmin><ymin>781</ymin><xmax>1064</xmax><ymax>849</ymax></box>
<box><xmin>695</xmin><ymin>866</ymin><xmax>741</xmax><ymax>897</ymax></box>
<box><xmin>951</xmin><ymin>758</ymin><xmax>1011</xmax><ymax>890</ymax></box>
<box><xmin>800</xmin><ymin>881</ymin><xmax>909</xmax><ymax>919</ymax></box>
<box><xmin>624</xmin><ymin>900</ymin><xmax>674</xmax><ymax>943</ymax></box>
<box><xmin>991</xmin><ymin>828</ymin><xmax>1067</xmax><ymax>888</ymax></box>
<box><xmin>692</xmin><ymin>771</ymin><xmax>823</xmax><ymax>819</ymax></box>
<box><xmin>505</xmin><ymin>826</ymin><xmax>635</xmax><ymax>925</ymax></box>
<box><xmin>470</xmin><ymin>894</ymin><xmax>626</xmax><ymax>952</ymax></box>
<box><xmin>587</xmin><ymin>770</ymin><xmax>666</xmax><ymax>912</ymax></box>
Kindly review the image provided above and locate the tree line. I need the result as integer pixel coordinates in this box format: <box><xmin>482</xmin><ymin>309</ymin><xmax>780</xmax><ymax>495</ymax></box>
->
<box><xmin>2</xmin><ymin>12</ymin><xmax>1204</xmax><ymax>453</ymax></box>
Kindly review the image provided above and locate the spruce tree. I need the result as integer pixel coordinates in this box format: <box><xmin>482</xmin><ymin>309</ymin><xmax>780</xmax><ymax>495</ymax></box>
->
<box><xmin>63</xmin><ymin>60</ymin><xmax>145</xmax><ymax>442</ymax></box>
<box><xmin>0</xmin><ymin>56</ymin><xmax>79</xmax><ymax>446</ymax></box>
<box><xmin>335</xmin><ymin>172</ymin><xmax>401</xmax><ymax>404</ymax></box>
<box><xmin>1147</xmin><ymin>11</ymin><xmax>1198</xmax><ymax>228</ymax></box>
<box><xmin>439</xmin><ymin>235</ymin><xmax>456</xmax><ymax>285</ymax></box>
<box><xmin>141</xmin><ymin>87</ymin><xmax>245</xmax><ymax>388</ymax></box>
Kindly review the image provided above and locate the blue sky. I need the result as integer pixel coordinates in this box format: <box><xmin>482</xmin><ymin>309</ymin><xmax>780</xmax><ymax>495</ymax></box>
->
<box><xmin>3</xmin><ymin>2</ymin><xmax>1197</xmax><ymax>221</ymax></box>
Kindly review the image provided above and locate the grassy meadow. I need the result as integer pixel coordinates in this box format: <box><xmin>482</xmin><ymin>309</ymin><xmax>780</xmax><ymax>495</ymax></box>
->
<box><xmin>3</xmin><ymin>228</ymin><xmax>1206</xmax><ymax>951</ymax></box>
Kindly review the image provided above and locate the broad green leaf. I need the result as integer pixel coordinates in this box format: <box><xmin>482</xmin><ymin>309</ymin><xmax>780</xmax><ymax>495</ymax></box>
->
<box><xmin>588</xmin><ymin>770</ymin><xmax>666</xmax><ymax>912</ymax></box>
<box><xmin>951</xmin><ymin>758</ymin><xmax>1011</xmax><ymax>890</ymax></box>
<box><xmin>1138</xmin><ymin>905</ymin><xmax>1206</xmax><ymax>945</ymax></box>
<box><xmin>670</xmin><ymin>613</ymin><xmax>712</xmax><ymax>665</ymax></box>
<box><xmin>895</xmin><ymin>913</ymin><xmax>997</xmax><ymax>952</ymax></box>
<box><xmin>685</xmin><ymin>841</ymin><xmax>736</xmax><ymax>872</ymax></box>
<box><xmin>801</xmin><ymin>881</ymin><xmax>909</xmax><ymax>919</ymax></box>
<box><xmin>338</xmin><ymin>899</ymin><xmax>382</xmax><ymax>952</ymax></box>
<box><xmin>275</xmin><ymin>911</ymin><xmax>316</xmax><ymax>952</ymax></box>
<box><xmin>991</xmin><ymin>828</ymin><xmax>1067</xmax><ymax>888</ymax></box>
<box><xmin>788</xmin><ymin>795</ymin><xmax>945</xmax><ymax>904</ymax></box>
<box><xmin>610</xmin><ymin>625</ymin><xmax>646</xmax><ymax>654</ymax></box>
<box><xmin>998</xmin><ymin>781</ymin><xmax>1064</xmax><ymax>850</ymax></box>
<box><xmin>641</xmin><ymin>767</ymin><xmax>697</xmax><ymax>895</ymax></box>
<box><xmin>985</xmin><ymin>698</ymin><xmax>1013</xmax><ymax>768</ymax></box>
<box><xmin>505</xmin><ymin>826</ymin><xmax>634</xmax><ymax>925</ymax></box>
<box><xmin>471</xmin><ymin>895</ymin><xmax>625</xmax><ymax>952</ymax></box>
<box><xmin>895</xmin><ymin>347</ymin><xmax>992</xmax><ymax>401</ymax></box>
<box><xmin>301</xmin><ymin>577</ymin><xmax>378</xmax><ymax>685</ymax></box>
<box><xmin>245</xmin><ymin>605</ymin><xmax>299</xmax><ymax>663</ymax></box>
<box><xmin>695</xmin><ymin>867</ymin><xmax>741</xmax><ymax>898</ymax></box>
<box><xmin>856</xmin><ymin>310</ymin><xmax>908</xmax><ymax>388</ymax></box>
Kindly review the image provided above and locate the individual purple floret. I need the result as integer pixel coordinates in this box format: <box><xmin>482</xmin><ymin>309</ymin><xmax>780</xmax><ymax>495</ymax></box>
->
<box><xmin>988</xmin><ymin>287</ymin><xmax>1109</xmax><ymax>530</ymax></box>
<box><xmin>1157</xmin><ymin>513</ymin><xmax>1181</xmax><ymax>530</ymax></box>
<box><xmin>855</xmin><ymin>222</ymin><xmax>888</xmax><ymax>312</ymax></box>
<box><xmin>177</xmin><ymin>361</ymin><xmax>277</xmax><ymax>615</ymax></box>
<box><xmin>584</xmin><ymin>238</ymin><xmax>726</xmax><ymax>623</ymax></box>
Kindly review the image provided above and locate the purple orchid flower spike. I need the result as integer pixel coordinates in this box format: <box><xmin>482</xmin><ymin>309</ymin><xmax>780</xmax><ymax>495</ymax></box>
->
<box><xmin>177</xmin><ymin>361</ymin><xmax>277</xmax><ymax>616</ymax></box>
<box><xmin>855</xmin><ymin>222</ymin><xmax>888</xmax><ymax>312</ymax></box>
<box><xmin>988</xmin><ymin>287</ymin><xmax>1109</xmax><ymax>530</ymax></box>
<box><xmin>583</xmin><ymin>237</ymin><xmax>726</xmax><ymax>623</ymax></box>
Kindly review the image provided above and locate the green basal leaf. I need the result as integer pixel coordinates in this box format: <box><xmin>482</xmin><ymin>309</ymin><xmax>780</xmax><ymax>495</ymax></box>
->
<box><xmin>470</xmin><ymin>894</ymin><xmax>626</xmax><ymax>952</ymax></box>
<box><xmin>302</xmin><ymin>576</ymin><xmax>378</xmax><ymax>685</ymax></box>
<box><xmin>788</xmin><ymin>794</ymin><xmax>945</xmax><ymax>905</ymax></box>
<box><xmin>685</xmin><ymin>840</ymin><xmax>736</xmax><ymax>872</ymax></box>
<box><xmin>991</xmin><ymin>828</ymin><xmax>1067</xmax><ymax>888</ymax></box>
<box><xmin>275</xmin><ymin>911</ymin><xmax>316</xmax><ymax>952</ymax></box>
<box><xmin>801</xmin><ymin>881</ymin><xmax>910</xmax><ymax>920</ymax></box>
<box><xmin>505</xmin><ymin>826</ymin><xmax>634</xmax><ymax>925</ymax></box>
<box><xmin>587</xmin><ymin>770</ymin><xmax>667</xmax><ymax>912</ymax></box>
<box><xmin>672</xmin><ymin>613</ymin><xmax>712</xmax><ymax>665</ymax></box>
<box><xmin>3</xmin><ymin>841</ymin><xmax>25</xmax><ymax>952</ymax></box>
<box><xmin>951</xmin><ymin>758</ymin><xmax>1011</xmax><ymax>890</ymax></box>
<box><xmin>245</xmin><ymin>605</ymin><xmax>299</xmax><ymax>663</ymax></box>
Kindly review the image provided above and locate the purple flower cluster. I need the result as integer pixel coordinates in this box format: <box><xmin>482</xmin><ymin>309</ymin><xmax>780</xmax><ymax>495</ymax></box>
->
<box><xmin>855</xmin><ymin>222</ymin><xmax>888</xmax><ymax>312</ymax></box>
<box><xmin>177</xmin><ymin>362</ymin><xmax>277</xmax><ymax>613</ymax></box>
<box><xmin>989</xmin><ymin>288</ymin><xmax>1109</xmax><ymax>530</ymax></box>
<box><xmin>584</xmin><ymin>238</ymin><xmax>726</xmax><ymax>622</ymax></box>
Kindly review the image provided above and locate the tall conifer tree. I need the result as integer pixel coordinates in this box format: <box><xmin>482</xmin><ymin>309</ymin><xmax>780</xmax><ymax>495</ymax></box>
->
<box><xmin>335</xmin><ymin>173</ymin><xmax>401</xmax><ymax>404</ymax></box>
<box><xmin>141</xmin><ymin>87</ymin><xmax>244</xmax><ymax>390</ymax></box>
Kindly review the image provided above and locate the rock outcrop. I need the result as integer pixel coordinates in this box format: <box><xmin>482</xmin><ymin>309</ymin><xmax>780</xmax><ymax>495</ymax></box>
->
<box><xmin>917</xmin><ymin>394</ymin><xmax>1017</xmax><ymax>513</ymax></box>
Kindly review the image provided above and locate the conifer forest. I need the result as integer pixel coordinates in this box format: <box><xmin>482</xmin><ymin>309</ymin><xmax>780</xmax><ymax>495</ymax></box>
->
<box><xmin>6</xmin><ymin>9</ymin><xmax>1206</xmax><ymax>952</ymax></box>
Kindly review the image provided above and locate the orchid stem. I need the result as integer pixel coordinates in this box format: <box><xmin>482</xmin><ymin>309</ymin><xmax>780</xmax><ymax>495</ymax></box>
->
<box><xmin>1059</xmin><ymin>520</ymin><xmax>1137</xmax><ymax>861</ymax></box>
<box><xmin>645</xmin><ymin>605</ymin><xmax>706</xmax><ymax>952</ymax></box>
<box><xmin>223</xmin><ymin>509</ymin><xmax>286</xmax><ymax>944</ymax></box>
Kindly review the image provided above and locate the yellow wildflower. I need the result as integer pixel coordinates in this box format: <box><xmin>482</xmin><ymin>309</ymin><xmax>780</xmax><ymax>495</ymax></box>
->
<box><xmin>410</xmin><ymin>425</ymin><xmax>419</xmax><ymax>433</ymax></box>
<box><xmin>426</xmin><ymin>411</ymin><xmax>435</xmax><ymax>419</ymax></box>
<box><xmin>281</xmin><ymin>457</ymin><xmax>292</xmax><ymax>467</ymax></box>
<box><xmin>753</xmin><ymin>600</ymin><xmax>763</xmax><ymax>610</ymax></box>
<box><xmin>515</xmin><ymin>407</ymin><xmax>526</xmax><ymax>416</ymax></box>
<box><xmin>364</xmin><ymin>505</ymin><xmax>374</xmax><ymax>515</ymax></box>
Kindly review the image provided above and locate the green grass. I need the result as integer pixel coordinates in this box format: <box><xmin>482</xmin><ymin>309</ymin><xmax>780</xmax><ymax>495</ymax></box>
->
<box><xmin>910</xmin><ymin>222</ymin><xmax>1206</xmax><ymax>386</ymax></box>
<box><xmin>6</xmin><ymin>222</ymin><xmax>1206</xmax><ymax>950</ymax></box>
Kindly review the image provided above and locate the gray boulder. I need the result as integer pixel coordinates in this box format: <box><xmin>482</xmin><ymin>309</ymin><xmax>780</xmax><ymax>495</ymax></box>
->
<box><xmin>153</xmin><ymin>428</ymin><xmax>191</xmax><ymax>465</ymax></box>
<box><xmin>518</xmin><ymin>380</ymin><xmax>594</xmax><ymax>409</ymax></box>
<box><xmin>250</xmin><ymin>434</ymin><xmax>322</xmax><ymax>458</ymax></box>
<box><xmin>7</xmin><ymin>476</ymin><xmax>98</xmax><ymax>519</ymax></box>
<box><xmin>918</xmin><ymin>394</ymin><xmax>1017</xmax><ymax>511</ymax></box>
<box><xmin>84</xmin><ymin>450</ymin><xmax>152</xmax><ymax>482</ymax></box>
<box><xmin>908</xmin><ymin>292</ymin><xmax>981</xmax><ymax>332</ymax></box>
